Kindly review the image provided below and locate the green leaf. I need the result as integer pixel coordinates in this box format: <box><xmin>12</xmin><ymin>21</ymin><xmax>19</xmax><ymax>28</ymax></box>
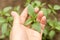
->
<box><xmin>31</xmin><ymin>2</ymin><xmax>35</xmax><ymax>7</ymax></box>
<box><xmin>48</xmin><ymin>4</ymin><xmax>52</xmax><ymax>9</ymax></box>
<box><xmin>41</xmin><ymin>8</ymin><xmax>48</xmax><ymax>16</ymax></box>
<box><xmin>55</xmin><ymin>22</ymin><xmax>60</xmax><ymax>30</ymax></box>
<box><xmin>0</xmin><ymin>34</ymin><xmax>5</xmax><ymax>39</ymax></box>
<box><xmin>54</xmin><ymin>5</ymin><xmax>60</xmax><ymax>10</ymax></box>
<box><xmin>55</xmin><ymin>25</ymin><xmax>60</xmax><ymax>30</ymax></box>
<box><xmin>43</xmin><ymin>29</ymin><xmax>48</xmax><ymax>36</ymax></box>
<box><xmin>25</xmin><ymin>0</ymin><xmax>31</xmax><ymax>6</ymax></box>
<box><xmin>32</xmin><ymin>22</ymin><xmax>41</xmax><ymax>32</ymax></box>
<box><xmin>47</xmin><ymin>19</ymin><xmax>54</xmax><ymax>27</ymax></box>
<box><xmin>7</xmin><ymin>17</ymin><xmax>13</xmax><ymax>22</ymax></box>
<box><xmin>41</xmin><ymin>8</ymin><xmax>51</xmax><ymax>16</ymax></box>
<box><xmin>5</xmin><ymin>30</ymin><xmax>10</xmax><ymax>36</ymax></box>
<box><xmin>49</xmin><ymin>30</ymin><xmax>55</xmax><ymax>39</ymax></box>
<box><xmin>0</xmin><ymin>17</ymin><xmax>6</xmax><ymax>24</ymax></box>
<box><xmin>14</xmin><ymin>6</ymin><xmax>20</xmax><ymax>14</ymax></box>
<box><xmin>52</xmin><ymin>10</ymin><xmax>56</xmax><ymax>14</ymax></box>
<box><xmin>28</xmin><ymin>4</ymin><xmax>36</xmax><ymax>18</ymax></box>
<box><xmin>47</xmin><ymin>19</ymin><xmax>57</xmax><ymax>28</ymax></box>
<box><xmin>3</xmin><ymin>6</ymin><xmax>12</xmax><ymax>13</ymax></box>
<box><xmin>41</xmin><ymin>3</ymin><xmax>46</xmax><ymax>7</ymax></box>
<box><xmin>25</xmin><ymin>18</ymin><xmax>33</xmax><ymax>25</ymax></box>
<box><xmin>27</xmin><ymin>0</ymin><xmax>31</xmax><ymax>3</ymax></box>
<box><xmin>34</xmin><ymin>1</ymin><xmax>41</xmax><ymax>7</ymax></box>
<box><xmin>47</xmin><ymin>9</ymin><xmax>51</xmax><ymax>14</ymax></box>
<box><xmin>14</xmin><ymin>6</ymin><xmax>20</xmax><ymax>11</ymax></box>
<box><xmin>2</xmin><ymin>23</ymin><xmax>8</xmax><ymax>34</ymax></box>
<box><xmin>5</xmin><ymin>13</ymin><xmax>10</xmax><ymax>16</ymax></box>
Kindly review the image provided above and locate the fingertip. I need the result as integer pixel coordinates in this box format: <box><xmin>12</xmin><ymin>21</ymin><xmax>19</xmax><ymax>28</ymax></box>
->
<box><xmin>11</xmin><ymin>11</ymin><xmax>16</xmax><ymax>17</ymax></box>
<box><xmin>42</xmin><ymin>16</ymin><xmax>46</xmax><ymax>21</ymax></box>
<box><xmin>11</xmin><ymin>11</ymin><xmax>18</xmax><ymax>17</ymax></box>
<box><xmin>36</xmin><ymin>11</ymin><xmax>44</xmax><ymax>21</ymax></box>
<box><xmin>34</xmin><ymin>7</ymin><xmax>39</xmax><ymax>13</ymax></box>
<box><xmin>38</xmin><ymin>11</ymin><xmax>43</xmax><ymax>15</ymax></box>
<box><xmin>41</xmin><ymin>16</ymin><xmax>46</xmax><ymax>25</ymax></box>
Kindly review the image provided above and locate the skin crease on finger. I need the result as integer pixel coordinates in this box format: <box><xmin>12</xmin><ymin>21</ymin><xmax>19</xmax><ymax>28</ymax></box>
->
<box><xmin>10</xmin><ymin>7</ymin><xmax>46</xmax><ymax>40</ymax></box>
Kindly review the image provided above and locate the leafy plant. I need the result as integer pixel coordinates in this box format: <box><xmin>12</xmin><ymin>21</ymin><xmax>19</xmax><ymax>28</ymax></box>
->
<box><xmin>0</xmin><ymin>6</ymin><xmax>20</xmax><ymax>39</ymax></box>
<box><xmin>25</xmin><ymin>4</ymin><xmax>41</xmax><ymax>32</ymax></box>
<box><xmin>25</xmin><ymin>0</ymin><xmax>60</xmax><ymax>40</ymax></box>
<box><xmin>31</xmin><ymin>1</ymin><xmax>46</xmax><ymax>8</ymax></box>
<box><xmin>49</xmin><ymin>30</ymin><xmax>55</xmax><ymax>39</ymax></box>
<box><xmin>25</xmin><ymin>0</ymin><xmax>31</xmax><ymax>6</ymax></box>
<box><xmin>48</xmin><ymin>4</ymin><xmax>60</xmax><ymax>14</ymax></box>
<box><xmin>0</xmin><ymin>0</ymin><xmax>60</xmax><ymax>40</ymax></box>
<box><xmin>54</xmin><ymin>5</ymin><xmax>60</xmax><ymax>10</ymax></box>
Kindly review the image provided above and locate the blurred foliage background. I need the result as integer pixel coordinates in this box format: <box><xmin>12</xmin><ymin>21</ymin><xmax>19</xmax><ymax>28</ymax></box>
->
<box><xmin>0</xmin><ymin>0</ymin><xmax>60</xmax><ymax>40</ymax></box>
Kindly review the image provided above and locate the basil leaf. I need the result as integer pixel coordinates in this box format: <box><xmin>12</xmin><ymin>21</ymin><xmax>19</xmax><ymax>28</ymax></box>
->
<box><xmin>14</xmin><ymin>6</ymin><xmax>20</xmax><ymax>13</ymax></box>
<box><xmin>54</xmin><ymin>5</ymin><xmax>60</xmax><ymax>10</ymax></box>
<box><xmin>2</xmin><ymin>23</ymin><xmax>8</xmax><ymax>34</ymax></box>
<box><xmin>55</xmin><ymin>22</ymin><xmax>60</xmax><ymax>31</ymax></box>
<box><xmin>25</xmin><ymin>18</ymin><xmax>33</xmax><ymax>25</ymax></box>
<box><xmin>34</xmin><ymin>1</ymin><xmax>41</xmax><ymax>7</ymax></box>
<box><xmin>48</xmin><ymin>4</ymin><xmax>52</xmax><ymax>9</ymax></box>
<box><xmin>55</xmin><ymin>25</ymin><xmax>60</xmax><ymax>31</ymax></box>
<box><xmin>41</xmin><ymin>3</ymin><xmax>46</xmax><ymax>7</ymax></box>
<box><xmin>0</xmin><ymin>17</ymin><xmax>6</xmax><ymax>24</ymax></box>
<box><xmin>49</xmin><ymin>30</ymin><xmax>55</xmax><ymax>39</ymax></box>
<box><xmin>32</xmin><ymin>22</ymin><xmax>41</xmax><ymax>32</ymax></box>
<box><xmin>43</xmin><ymin>28</ymin><xmax>48</xmax><ymax>37</ymax></box>
<box><xmin>7</xmin><ymin>17</ymin><xmax>13</xmax><ymax>22</ymax></box>
<box><xmin>3</xmin><ymin>6</ymin><xmax>12</xmax><ymax>13</ymax></box>
<box><xmin>52</xmin><ymin>10</ymin><xmax>56</xmax><ymax>14</ymax></box>
<box><xmin>28</xmin><ymin>4</ymin><xmax>36</xmax><ymax>18</ymax></box>
<box><xmin>5</xmin><ymin>13</ymin><xmax>10</xmax><ymax>16</ymax></box>
<box><xmin>41</xmin><ymin>8</ymin><xmax>47</xmax><ymax>16</ymax></box>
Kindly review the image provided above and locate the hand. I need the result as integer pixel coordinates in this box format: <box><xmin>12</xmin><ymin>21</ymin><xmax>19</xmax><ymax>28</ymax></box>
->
<box><xmin>10</xmin><ymin>7</ymin><xmax>46</xmax><ymax>40</ymax></box>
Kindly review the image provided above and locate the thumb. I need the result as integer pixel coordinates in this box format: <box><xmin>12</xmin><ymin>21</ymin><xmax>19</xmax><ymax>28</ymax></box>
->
<box><xmin>11</xmin><ymin>11</ymin><xmax>20</xmax><ymax>27</ymax></box>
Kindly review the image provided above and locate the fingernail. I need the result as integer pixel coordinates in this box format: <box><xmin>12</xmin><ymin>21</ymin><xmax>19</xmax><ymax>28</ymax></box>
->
<box><xmin>11</xmin><ymin>11</ymin><xmax>17</xmax><ymax>17</ymax></box>
<box><xmin>34</xmin><ymin>7</ymin><xmax>39</xmax><ymax>13</ymax></box>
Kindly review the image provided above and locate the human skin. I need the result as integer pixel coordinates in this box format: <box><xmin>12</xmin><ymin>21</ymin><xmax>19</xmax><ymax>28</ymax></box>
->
<box><xmin>10</xmin><ymin>7</ymin><xmax>46</xmax><ymax>40</ymax></box>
